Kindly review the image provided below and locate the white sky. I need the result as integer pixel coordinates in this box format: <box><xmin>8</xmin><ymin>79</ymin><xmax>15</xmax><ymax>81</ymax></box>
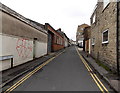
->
<box><xmin>1</xmin><ymin>0</ymin><xmax>97</xmax><ymax>41</ymax></box>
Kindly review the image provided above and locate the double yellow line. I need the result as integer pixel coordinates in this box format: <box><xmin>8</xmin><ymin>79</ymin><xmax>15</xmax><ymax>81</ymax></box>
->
<box><xmin>76</xmin><ymin>47</ymin><xmax>109</xmax><ymax>93</ymax></box>
<box><xmin>4</xmin><ymin>50</ymin><xmax>65</xmax><ymax>93</ymax></box>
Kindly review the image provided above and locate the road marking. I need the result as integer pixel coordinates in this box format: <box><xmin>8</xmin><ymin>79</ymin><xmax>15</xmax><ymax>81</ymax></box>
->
<box><xmin>84</xmin><ymin>60</ymin><xmax>109</xmax><ymax>92</ymax></box>
<box><xmin>84</xmin><ymin>63</ymin><xmax>105</xmax><ymax>93</ymax></box>
<box><xmin>76</xmin><ymin>47</ymin><xmax>109</xmax><ymax>93</ymax></box>
<box><xmin>4</xmin><ymin>50</ymin><xmax>65</xmax><ymax>93</ymax></box>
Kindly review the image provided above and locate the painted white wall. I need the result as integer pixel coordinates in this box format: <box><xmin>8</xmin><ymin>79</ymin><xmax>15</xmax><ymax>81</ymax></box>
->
<box><xmin>0</xmin><ymin>34</ymin><xmax>48</xmax><ymax>71</ymax></box>
<box><xmin>65</xmin><ymin>41</ymin><xmax>68</xmax><ymax>47</ymax></box>
<box><xmin>35</xmin><ymin>41</ymin><xmax>47</xmax><ymax>58</ymax></box>
<box><xmin>0</xmin><ymin>34</ymin><xmax>33</xmax><ymax>71</ymax></box>
<box><xmin>0</xmin><ymin>60</ymin><xmax>11</xmax><ymax>71</ymax></box>
<box><xmin>0</xmin><ymin>34</ymin><xmax>2</xmax><ymax>71</ymax></box>
<box><xmin>64</xmin><ymin>38</ymin><xmax>68</xmax><ymax>47</ymax></box>
<box><xmin>0</xmin><ymin>34</ymin><xmax>2</xmax><ymax>56</ymax></box>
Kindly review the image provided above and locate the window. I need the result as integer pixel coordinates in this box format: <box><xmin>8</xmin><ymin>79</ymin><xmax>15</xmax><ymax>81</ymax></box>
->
<box><xmin>61</xmin><ymin>39</ymin><xmax>63</xmax><ymax>45</ymax></box>
<box><xmin>81</xmin><ymin>28</ymin><xmax>84</xmax><ymax>31</ymax></box>
<box><xmin>58</xmin><ymin>38</ymin><xmax>60</xmax><ymax>44</ymax></box>
<box><xmin>56</xmin><ymin>36</ymin><xmax>59</xmax><ymax>44</ymax></box>
<box><xmin>91</xmin><ymin>14</ymin><xmax>96</xmax><ymax>24</ymax></box>
<box><xmin>103</xmin><ymin>0</ymin><xmax>110</xmax><ymax>9</ymax></box>
<box><xmin>93</xmin><ymin>14</ymin><xmax>96</xmax><ymax>24</ymax></box>
<box><xmin>92</xmin><ymin>38</ymin><xmax>95</xmax><ymax>45</ymax></box>
<box><xmin>102</xmin><ymin>29</ymin><xmax>109</xmax><ymax>44</ymax></box>
<box><xmin>60</xmin><ymin>39</ymin><xmax>61</xmax><ymax>45</ymax></box>
<box><xmin>54</xmin><ymin>35</ymin><xmax>56</xmax><ymax>43</ymax></box>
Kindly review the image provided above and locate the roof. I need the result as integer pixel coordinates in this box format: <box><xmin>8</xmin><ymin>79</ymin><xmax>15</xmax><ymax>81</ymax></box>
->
<box><xmin>0</xmin><ymin>2</ymin><xmax>47</xmax><ymax>34</ymax></box>
<box><xmin>56</xmin><ymin>29</ymin><xmax>64</xmax><ymax>37</ymax></box>
<box><xmin>56</xmin><ymin>29</ymin><xmax>69</xmax><ymax>40</ymax></box>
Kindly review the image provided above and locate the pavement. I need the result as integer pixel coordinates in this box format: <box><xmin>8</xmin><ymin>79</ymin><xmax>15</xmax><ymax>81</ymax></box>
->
<box><xmin>2</xmin><ymin>46</ymin><xmax>113</xmax><ymax>92</ymax></box>
<box><xmin>0</xmin><ymin>48</ymin><xmax>64</xmax><ymax>88</ymax></box>
<box><xmin>78</xmin><ymin>48</ymin><xmax>120</xmax><ymax>93</ymax></box>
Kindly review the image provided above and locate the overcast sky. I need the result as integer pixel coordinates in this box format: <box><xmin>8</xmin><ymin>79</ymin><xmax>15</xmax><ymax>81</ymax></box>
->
<box><xmin>1</xmin><ymin>0</ymin><xmax>97</xmax><ymax>41</ymax></box>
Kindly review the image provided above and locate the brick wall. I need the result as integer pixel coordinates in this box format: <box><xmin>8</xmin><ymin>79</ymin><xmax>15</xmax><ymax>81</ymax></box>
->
<box><xmin>52</xmin><ymin>44</ymin><xmax>64</xmax><ymax>51</ymax></box>
<box><xmin>91</xmin><ymin>2</ymin><xmax>117</xmax><ymax>72</ymax></box>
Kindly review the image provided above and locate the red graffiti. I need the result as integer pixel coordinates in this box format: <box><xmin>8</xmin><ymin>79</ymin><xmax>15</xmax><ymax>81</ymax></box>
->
<box><xmin>16</xmin><ymin>38</ymin><xmax>33</xmax><ymax>58</ymax></box>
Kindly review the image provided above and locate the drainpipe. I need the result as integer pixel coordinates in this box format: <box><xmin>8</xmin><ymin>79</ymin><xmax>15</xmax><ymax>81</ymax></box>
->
<box><xmin>33</xmin><ymin>38</ymin><xmax>37</xmax><ymax>59</ymax></box>
<box><xmin>116</xmin><ymin>0</ymin><xmax>119</xmax><ymax>77</ymax></box>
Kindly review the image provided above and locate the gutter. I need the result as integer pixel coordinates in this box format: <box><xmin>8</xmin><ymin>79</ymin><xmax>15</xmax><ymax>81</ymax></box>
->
<box><xmin>116</xmin><ymin>1</ymin><xmax>120</xmax><ymax>77</ymax></box>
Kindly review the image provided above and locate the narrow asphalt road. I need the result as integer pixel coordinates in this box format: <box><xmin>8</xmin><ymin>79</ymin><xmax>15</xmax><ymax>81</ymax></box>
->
<box><xmin>5</xmin><ymin>46</ymin><xmax>113</xmax><ymax>92</ymax></box>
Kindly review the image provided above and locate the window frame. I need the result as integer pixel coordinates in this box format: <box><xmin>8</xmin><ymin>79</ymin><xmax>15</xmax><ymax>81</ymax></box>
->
<box><xmin>92</xmin><ymin>38</ymin><xmax>95</xmax><ymax>46</ymax></box>
<box><xmin>102</xmin><ymin>29</ymin><xmax>109</xmax><ymax>44</ymax></box>
<box><xmin>92</xmin><ymin>14</ymin><xmax>96</xmax><ymax>24</ymax></box>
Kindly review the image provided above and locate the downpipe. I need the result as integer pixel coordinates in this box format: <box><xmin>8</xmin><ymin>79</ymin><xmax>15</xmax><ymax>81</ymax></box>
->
<box><xmin>116</xmin><ymin>0</ymin><xmax>120</xmax><ymax>78</ymax></box>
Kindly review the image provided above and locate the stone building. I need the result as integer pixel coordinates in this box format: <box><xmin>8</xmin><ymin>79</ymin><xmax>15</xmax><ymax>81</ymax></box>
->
<box><xmin>118</xmin><ymin>1</ymin><xmax>120</xmax><ymax>75</ymax></box>
<box><xmin>0</xmin><ymin>3</ymin><xmax>48</xmax><ymax>71</ymax></box>
<box><xmin>90</xmin><ymin>1</ymin><xmax>120</xmax><ymax>74</ymax></box>
<box><xmin>76</xmin><ymin>24</ymin><xmax>89</xmax><ymax>48</ymax></box>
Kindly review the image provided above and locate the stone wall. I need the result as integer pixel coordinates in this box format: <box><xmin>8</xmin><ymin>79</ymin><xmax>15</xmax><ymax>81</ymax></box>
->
<box><xmin>76</xmin><ymin>24</ymin><xmax>89</xmax><ymax>45</ymax></box>
<box><xmin>118</xmin><ymin>2</ymin><xmax>120</xmax><ymax>72</ymax></box>
<box><xmin>91</xmin><ymin>2</ymin><xmax>117</xmax><ymax>72</ymax></box>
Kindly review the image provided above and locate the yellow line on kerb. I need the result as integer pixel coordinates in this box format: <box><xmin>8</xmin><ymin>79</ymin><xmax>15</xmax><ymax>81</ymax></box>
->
<box><xmin>4</xmin><ymin>50</ymin><xmax>65</xmax><ymax>93</ymax></box>
<box><xmin>76</xmin><ymin>47</ymin><xmax>109</xmax><ymax>93</ymax></box>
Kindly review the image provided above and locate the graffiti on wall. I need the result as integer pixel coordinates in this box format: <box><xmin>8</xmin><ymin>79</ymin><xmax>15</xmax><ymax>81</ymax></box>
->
<box><xmin>16</xmin><ymin>38</ymin><xmax>33</xmax><ymax>58</ymax></box>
